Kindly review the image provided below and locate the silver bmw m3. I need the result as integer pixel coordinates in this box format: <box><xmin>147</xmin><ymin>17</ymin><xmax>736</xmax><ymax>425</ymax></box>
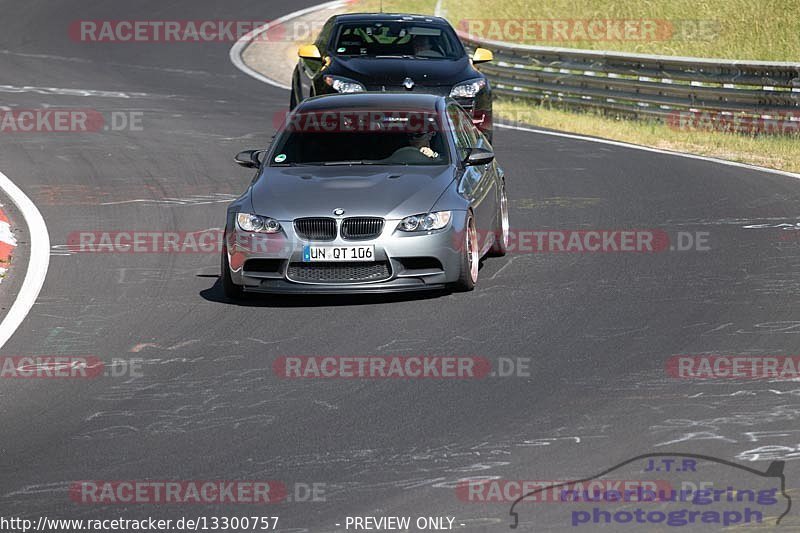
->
<box><xmin>221</xmin><ymin>93</ymin><xmax>509</xmax><ymax>297</ymax></box>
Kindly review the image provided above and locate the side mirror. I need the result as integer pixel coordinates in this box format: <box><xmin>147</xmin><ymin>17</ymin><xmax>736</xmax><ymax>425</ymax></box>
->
<box><xmin>472</xmin><ymin>48</ymin><xmax>493</xmax><ymax>64</ymax></box>
<box><xmin>234</xmin><ymin>150</ymin><xmax>264</xmax><ymax>169</ymax></box>
<box><xmin>298</xmin><ymin>44</ymin><xmax>322</xmax><ymax>59</ymax></box>
<box><xmin>465</xmin><ymin>147</ymin><xmax>495</xmax><ymax>166</ymax></box>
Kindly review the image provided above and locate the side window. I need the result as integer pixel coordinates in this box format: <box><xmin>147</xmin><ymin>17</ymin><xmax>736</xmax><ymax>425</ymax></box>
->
<box><xmin>467</xmin><ymin>113</ymin><xmax>491</xmax><ymax>149</ymax></box>
<box><xmin>474</xmin><ymin>127</ymin><xmax>491</xmax><ymax>149</ymax></box>
<box><xmin>457</xmin><ymin>108</ymin><xmax>480</xmax><ymax>147</ymax></box>
<box><xmin>316</xmin><ymin>18</ymin><xmax>336</xmax><ymax>52</ymax></box>
<box><xmin>447</xmin><ymin>105</ymin><xmax>474</xmax><ymax>156</ymax></box>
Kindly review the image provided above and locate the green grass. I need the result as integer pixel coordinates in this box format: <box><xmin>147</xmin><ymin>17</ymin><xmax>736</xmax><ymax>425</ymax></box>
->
<box><xmin>353</xmin><ymin>0</ymin><xmax>800</xmax><ymax>61</ymax></box>
<box><xmin>354</xmin><ymin>0</ymin><xmax>438</xmax><ymax>16</ymax></box>
<box><xmin>496</xmin><ymin>99</ymin><xmax>800</xmax><ymax>173</ymax></box>
<box><xmin>350</xmin><ymin>0</ymin><xmax>800</xmax><ymax>61</ymax></box>
<box><xmin>441</xmin><ymin>0</ymin><xmax>800</xmax><ymax>61</ymax></box>
<box><xmin>343</xmin><ymin>0</ymin><xmax>800</xmax><ymax>173</ymax></box>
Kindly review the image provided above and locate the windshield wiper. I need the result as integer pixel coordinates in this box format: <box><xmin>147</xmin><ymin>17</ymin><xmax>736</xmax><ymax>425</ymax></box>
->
<box><xmin>322</xmin><ymin>160</ymin><xmax>378</xmax><ymax>166</ymax></box>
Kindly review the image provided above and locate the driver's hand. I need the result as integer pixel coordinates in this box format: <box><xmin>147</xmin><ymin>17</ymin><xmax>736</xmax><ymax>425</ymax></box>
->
<box><xmin>419</xmin><ymin>147</ymin><xmax>438</xmax><ymax>158</ymax></box>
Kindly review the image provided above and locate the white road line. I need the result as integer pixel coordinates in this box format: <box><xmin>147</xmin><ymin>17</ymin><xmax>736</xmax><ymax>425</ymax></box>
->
<box><xmin>0</xmin><ymin>171</ymin><xmax>50</xmax><ymax>349</ymax></box>
<box><xmin>229</xmin><ymin>0</ymin><xmax>349</xmax><ymax>91</ymax></box>
<box><xmin>0</xmin><ymin>84</ymin><xmax>150</xmax><ymax>98</ymax></box>
<box><xmin>495</xmin><ymin>123</ymin><xmax>800</xmax><ymax>180</ymax></box>
<box><xmin>230</xmin><ymin>1</ymin><xmax>800</xmax><ymax>182</ymax></box>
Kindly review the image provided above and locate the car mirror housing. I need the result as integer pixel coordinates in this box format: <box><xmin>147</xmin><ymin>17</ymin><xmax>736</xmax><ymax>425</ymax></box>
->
<box><xmin>298</xmin><ymin>44</ymin><xmax>322</xmax><ymax>59</ymax></box>
<box><xmin>465</xmin><ymin>148</ymin><xmax>495</xmax><ymax>166</ymax></box>
<box><xmin>234</xmin><ymin>150</ymin><xmax>264</xmax><ymax>169</ymax></box>
<box><xmin>472</xmin><ymin>48</ymin><xmax>494</xmax><ymax>63</ymax></box>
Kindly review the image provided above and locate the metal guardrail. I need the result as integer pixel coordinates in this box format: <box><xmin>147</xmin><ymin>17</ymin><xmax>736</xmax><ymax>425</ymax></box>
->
<box><xmin>459</xmin><ymin>32</ymin><xmax>800</xmax><ymax>132</ymax></box>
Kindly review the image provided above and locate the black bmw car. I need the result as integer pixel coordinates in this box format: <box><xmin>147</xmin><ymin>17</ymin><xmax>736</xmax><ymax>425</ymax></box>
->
<box><xmin>290</xmin><ymin>13</ymin><xmax>495</xmax><ymax>140</ymax></box>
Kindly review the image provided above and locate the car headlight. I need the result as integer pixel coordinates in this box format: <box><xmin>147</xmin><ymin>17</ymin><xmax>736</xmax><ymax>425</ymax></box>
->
<box><xmin>397</xmin><ymin>211</ymin><xmax>452</xmax><ymax>232</ymax></box>
<box><xmin>236</xmin><ymin>213</ymin><xmax>282</xmax><ymax>233</ymax></box>
<box><xmin>323</xmin><ymin>75</ymin><xmax>366</xmax><ymax>93</ymax></box>
<box><xmin>450</xmin><ymin>78</ymin><xmax>487</xmax><ymax>98</ymax></box>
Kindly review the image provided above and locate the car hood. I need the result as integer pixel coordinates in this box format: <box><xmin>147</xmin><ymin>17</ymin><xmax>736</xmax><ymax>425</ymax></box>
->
<box><xmin>249</xmin><ymin>165</ymin><xmax>455</xmax><ymax>220</ymax></box>
<box><xmin>330</xmin><ymin>56</ymin><xmax>476</xmax><ymax>87</ymax></box>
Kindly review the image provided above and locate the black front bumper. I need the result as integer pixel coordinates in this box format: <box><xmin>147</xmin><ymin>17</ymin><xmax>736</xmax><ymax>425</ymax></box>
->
<box><xmin>243</xmin><ymin>277</ymin><xmax>446</xmax><ymax>295</ymax></box>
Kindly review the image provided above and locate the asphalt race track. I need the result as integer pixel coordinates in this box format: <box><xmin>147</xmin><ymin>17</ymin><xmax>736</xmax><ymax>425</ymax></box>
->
<box><xmin>2</xmin><ymin>0</ymin><xmax>800</xmax><ymax>531</ymax></box>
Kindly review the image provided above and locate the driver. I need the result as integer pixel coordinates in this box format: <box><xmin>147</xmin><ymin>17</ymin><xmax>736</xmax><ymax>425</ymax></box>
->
<box><xmin>386</xmin><ymin>130</ymin><xmax>440</xmax><ymax>163</ymax></box>
<box><xmin>409</xmin><ymin>131</ymin><xmax>439</xmax><ymax>158</ymax></box>
<box><xmin>413</xmin><ymin>35</ymin><xmax>441</xmax><ymax>57</ymax></box>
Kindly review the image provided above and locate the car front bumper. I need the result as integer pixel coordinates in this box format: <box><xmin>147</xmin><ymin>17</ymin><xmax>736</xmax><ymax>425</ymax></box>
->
<box><xmin>225</xmin><ymin>215</ymin><xmax>467</xmax><ymax>294</ymax></box>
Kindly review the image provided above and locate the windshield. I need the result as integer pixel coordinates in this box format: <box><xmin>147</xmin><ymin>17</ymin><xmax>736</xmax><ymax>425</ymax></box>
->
<box><xmin>269</xmin><ymin>110</ymin><xmax>450</xmax><ymax>167</ymax></box>
<box><xmin>333</xmin><ymin>22</ymin><xmax>464</xmax><ymax>59</ymax></box>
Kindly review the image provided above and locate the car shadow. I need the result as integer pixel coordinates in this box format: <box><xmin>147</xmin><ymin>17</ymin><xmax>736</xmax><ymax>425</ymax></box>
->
<box><xmin>199</xmin><ymin>275</ymin><xmax>452</xmax><ymax>308</ymax></box>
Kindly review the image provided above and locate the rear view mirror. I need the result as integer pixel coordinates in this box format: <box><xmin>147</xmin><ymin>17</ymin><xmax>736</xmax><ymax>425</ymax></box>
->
<box><xmin>465</xmin><ymin>147</ymin><xmax>495</xmax><ymax>166</ymax></box>
<box><xmin>298</xmin><ymin>44</ymin><xmax>322</xmax><ymax>59</ymax></box>
<box><xmin>234</xmin><ymin>150</ymin><xmax>264</xmax><ymax>169</ymax></box>
<box><xmin>472</xmin><ymin>48</ymin><xmax>494</xmax><ymax>63</ymax></box>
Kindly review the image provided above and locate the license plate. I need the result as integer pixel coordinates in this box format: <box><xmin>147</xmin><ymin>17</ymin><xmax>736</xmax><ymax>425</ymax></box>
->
<box><xmin>303</xmin><ymin>245</ymin><xmax>375</xmax><ymax>262</ymax></box>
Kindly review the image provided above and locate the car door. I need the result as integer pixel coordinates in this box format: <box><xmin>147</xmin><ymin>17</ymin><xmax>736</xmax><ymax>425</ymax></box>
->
<box><xmin>447</xmin><ymin>103</ymin><xmax>497</xmax><ymax>248</ymax></box>
<box><xmin>298</xmin><ymin>17</ymin><xmax>335</xmax><ymax>98</ymax></box>
<box><xmin>472</xmin><ymin>118</ymin><xmax>504</xmax><ymax>240</ymax></box>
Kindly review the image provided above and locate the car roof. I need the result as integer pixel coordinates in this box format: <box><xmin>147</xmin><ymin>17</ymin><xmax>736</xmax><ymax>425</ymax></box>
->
<box><xmin>332</xmin><ymin>13</ymin><xmax>451</xmax><ymax>25</ymax></box>
<box><xmin>296</xmin><ymin>93</ymin><xmax>446</xmax><ymax>113</ymax></box>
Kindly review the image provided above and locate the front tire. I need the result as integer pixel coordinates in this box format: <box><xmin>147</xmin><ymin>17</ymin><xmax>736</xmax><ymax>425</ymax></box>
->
<box><xmin>453</xmin><ymin>214</ymin><xmax>479</xmax><ymax>292</ymax></box>
<box><xmin>221</xmin><ymin>246</ymin><xmax>244</xmax><ymax>300</ymax></box>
